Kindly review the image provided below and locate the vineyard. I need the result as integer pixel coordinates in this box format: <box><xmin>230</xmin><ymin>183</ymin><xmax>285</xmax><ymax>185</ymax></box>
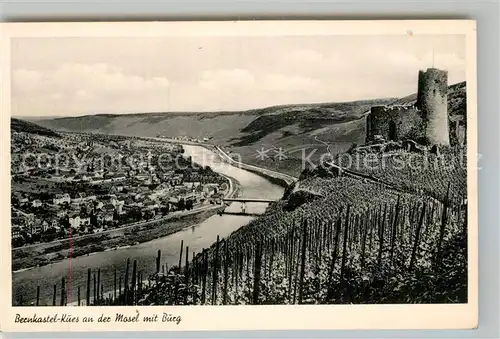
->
<box><xmin>336</xmin><ymin>146</ymin><xmax>467</xmax><ymax>203</ymax></box>
<box><xmin>20</xmin><ymin>147</ymin><xmax>468</xmax><ymax>306</ymax></box>
<box><xmin>24</xmin><ymin>175</ymin><xmax>467</xmax><ymax>306</ymax></box>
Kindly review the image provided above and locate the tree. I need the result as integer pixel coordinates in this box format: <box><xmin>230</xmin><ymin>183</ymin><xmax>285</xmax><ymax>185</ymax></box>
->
<box><xmin>178</xmin><ymin>198</ymin><xmax>186</xmax><ymax>211</ymax></box>
<box><xmin>90</xmin><ymin>211</ymin><xmax>98</xmax><ymax>227</ymax></box>
<box><xmin>161</xmin><ymin>204</ymin><xmax>170</xmax><ymax>215</ymax></box>
<box><xmin>144</xmin><ymin>210</ymin><xmax>154</xmax><ymax>221</ymax></box>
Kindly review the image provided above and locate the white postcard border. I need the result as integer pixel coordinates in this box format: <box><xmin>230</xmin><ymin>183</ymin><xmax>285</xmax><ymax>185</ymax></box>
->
<box><xmin>0</xmin><ymin>20</ymin><xmax>478</xmax><ymax>332</ymax></box>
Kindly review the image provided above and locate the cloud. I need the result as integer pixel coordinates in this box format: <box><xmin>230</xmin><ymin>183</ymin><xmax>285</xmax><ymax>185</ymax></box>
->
<box><xmin>261</xmin><ymin>74</ymin><xmax>322</xmax><ymax>92</ymax></box>
<box><xmin>198</xmin><ymin>68</ymin><xmax>322</xmax><ymax>93</ymax></box>
<box><xmin>11</xmin><ymin>35</ymin><xmax>466</xmax><ymax>116</ymax></box>
<box><xmin>12</xmin><ymin>69</ymin><xmax>44</xmax><ymax>92</ymax></box>
<box><xmin>198</xmin><ymin>69</ymin><xmax>256</xmax><ymax>91</ymax></box>
<box><xmin>12</xmin><ymin>62</ymin><xmax>171</xmax><ymax>115</ymax></box>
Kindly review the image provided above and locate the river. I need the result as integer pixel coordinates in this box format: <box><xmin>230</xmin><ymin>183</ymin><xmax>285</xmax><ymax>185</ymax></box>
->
<box><xmin>12</xmin><ymin>145</ymin><xmax>284</xmax><ymax>306</ymax></box>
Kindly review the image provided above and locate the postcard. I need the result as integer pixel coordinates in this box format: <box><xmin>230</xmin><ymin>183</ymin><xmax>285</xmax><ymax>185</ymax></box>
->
<box><xmin>0</xmin><ymin>20</ymin><xmax>477</xmax><ymax>332</ymax></box>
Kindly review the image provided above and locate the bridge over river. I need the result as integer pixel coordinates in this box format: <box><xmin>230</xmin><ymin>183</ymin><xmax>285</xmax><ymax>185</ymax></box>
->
<box><xmin>223</xmin><ymin>198</ymin><xmax>276</xmax><ymax>203</ymax></box>
<box><xmin>219</xmin><ymin>197</ymin><xmax>277</xmax><ymax>216</ymax></box>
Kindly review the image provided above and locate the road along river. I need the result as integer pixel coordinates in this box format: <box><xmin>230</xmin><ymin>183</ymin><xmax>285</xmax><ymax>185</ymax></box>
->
<box><xmin>12</xmin><ymin>144</ymin><xmax>285</xmax><ymax>306</ymax></box>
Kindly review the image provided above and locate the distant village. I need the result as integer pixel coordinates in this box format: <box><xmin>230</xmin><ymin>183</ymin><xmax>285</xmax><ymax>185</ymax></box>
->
<box><xmin>10</xmin><ymin>131</ymin><xmax>227</xmax><ymax>248</ymax></box>
<box><xmin>157</xmin><ymin>134</ymin><xmax>214</xmax><ymax>144</ymax></box>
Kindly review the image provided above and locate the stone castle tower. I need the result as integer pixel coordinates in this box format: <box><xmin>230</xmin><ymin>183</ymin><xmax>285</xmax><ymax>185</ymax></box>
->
<box><xmin>416</xmin><ymin>68</ymin><xmax>450</xmax><ymax>146</ymax></box>
<box><xmin>365</xmin><ymin>67</ymin><xmax>451</xmax><ymax>147</ymax></box>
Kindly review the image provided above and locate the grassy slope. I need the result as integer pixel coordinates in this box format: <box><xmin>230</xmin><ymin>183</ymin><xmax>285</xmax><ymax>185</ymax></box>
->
<box><xmin>32</xmin><ymin>99</ymin><xmax>394</xmax><ymax>177</ymax></box>
<box><xmin>11</xmin><ymin>118</ymin><xmax>60</xmax><ymax>138</ymax></box>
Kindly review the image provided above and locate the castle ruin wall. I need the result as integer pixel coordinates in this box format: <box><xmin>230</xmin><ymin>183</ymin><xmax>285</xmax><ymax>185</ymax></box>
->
<box><xmin>365</xmin><ymin>105</ymin><xmax>423</xmax><ymax>144</ymax></box>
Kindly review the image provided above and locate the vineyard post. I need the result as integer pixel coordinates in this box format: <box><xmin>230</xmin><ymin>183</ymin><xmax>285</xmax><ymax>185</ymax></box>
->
<box><xmin>234</xmin><ymin>249</ymin><xmax>240</xmax><ymax>304</ymax></box>
<box><xmin>52</xmin><ymin>284</ymin><xmax>56</xmax><ymax>306</ymax></box>
<box><xmin>118</xmin><ymin>276</ymin><xmax>122</xmax><ymax>304</ymax></box>
<box><xmin>292</xmin><ymin>236</ymin><xmax>300</xmax><ymax>304</ymax></box>
<box><xmin>286</xmin><ymin>227</ymin><xmax>294</xmax><ymax>278</ymax></box>
<box><xmin>36</xmin><ymin>286</ymin><xmax>40</xmax><ymax>306</ymax></box>
<box><xmin>60</xmin><ymin>277</ymin><xmax>66</xmax><ymax>306</ymax></box>
<box><xmin>178</xmin><ymin>240</ymin><xmax>184</xmax><ymax>273</ymax></box>
<box><xmin>327</xmin><ymin>219</ymin><xmax>334</xmax><ymax>251</ymax></box>
<box><xmin>425</xmin><ymin>201</ymin><xmax>436</xmax><ymax>236</ymax></box>
<box><xmin>131</xmin><ymin>260</ymin><xmax>137</xmax><ymax>305</ymax></box>
<box><xmin>139</xmin><ymin>272</ymin><xmax>143</xmax><ymax>298</ymax></box>
<box><xmin>223</xmin><ymin>242</ymin><xmax>229</xmax><ymax>305</ymax></box>
<box><xmin>289</xmin><ymin>225</ymin><xmax>299</xmax><ymax>303</ymax></box>
<box><xmin>201</xmin><ymin>249</ymin><xmax>208</xmax><ymax>304</ymax></box>
<box><xmin>261</xmin><ymin>238</ymin><xmax>267</xmax><ymax>284</ymax></box>
<box><xmin>101</xmin><ymin>285</ymin><xmax>104</xmax><ymax>305</ymax></box>
<box><xmin>340</xmin><ymin>205</ymin><xmax>351</xmax><ymax>283</ymax></box>
<box><xmin>377</xmin><ymin>203</ymin><xmax>387</xmax><ymax>266</ymax></box>
<box><xmin>114</xmin><ymin>269</ymin><xmax>117</xmax><ymax>302</ymax></box>
<box><xmin>436</xmin><ymin>183</ymin><xmax>451</xmax><ymax>266</ymax></box>
<box><xmin>456</xmin><ymin>197</ymin><xmax>462</xmax><ymax>227</ymax></box>
<box><xmin>124</xmin><ymin>258</ymin><xmax>130</xmax><ymax>304</ymax></box>
<box><xmin>86</xmin><ymin>268</ymin><xmax>91</xmax><ymax>306</ymax></box>
<box><xmin>246</xmin><ymin>246</ymin><xmax>251</xmax><ymax>285</ymax></box>
<box><xmin>97</xmin><ymin>269</ymin><xmax>101</xmax><ymax>303</ymax></box>
<box><xmin>462</xmin><ymin>196</ymin><xmax>468</xmax><ymax>236</ymax></box>
<box><xmin>93</xmin><ymin>273</ymin><xmax>96</xmax><ymax>305</ymax></box>
<box><xmin>360</xmin><ymin>209</ymin><xmax>369</xmax><ymax>268</ymax></box>
<box><xmin>211</xmin><ymin>235</ymin><xmax>220</xmax><ymax>305</ymax></box>
<box><xmin>389</xmin><ymin>196</ymin><xmax>401</xmax><ymax>265</ymax></box>
<box><xmin>252</xmin><ymin>242</ymin><xmax>263</xmax><ymax>305</ymax></box>
<box><xmin>193</xmin><ymin>252</ymin><xmax>198</xmax><ymax>286</ymax></box>
<box><xmin>269</xmin><ymin>239</ymin><xmax>275</xmax><ymax>280</ymax></box>
<box><xmin>192</xmin><ymin>252</ymin><xmax>199</xmax><ymax>305</ymax></box>
<box><xmin>185</xmin><ymin>246</ymin><xmax>190</xmax><ymax>305</ymax></box>
<box><xmin>349</xmin><ymin>215</ymin><xmax>356</xmax><ymax>252</ymax></box>
<box><xmin>368</xmin><ymin>209</ymin><xmax>376</xmax><ymax>251</ymax></box>
<box><xmin>320</xmin><ymin>222</ymin><xmax>326</xmax><ymax>264</ymax></box>
<box><xmin>283</xmin><ymin>226</ymin><xmax>289</xmax><ymax>275</ymax></box>
<box><xmin>298</xmin><ymin>220</ymin><xmax>308</xmax><ymax>304</ymax></box>
<box><xmin>327</xmin><ymin>213</ymin><xmax>343</xmax><ymax>300</ymax></box>
<box><xmin>409</xmin><ymin>203</ymin><xmax>427</xmax><ymax>271</ymax></box>
<box><xmin>156</xmin><ymin>249</ymin><xmax>162</xmax><ymax>273</ymax></box>
<box><xmin>77</xmin><ymin>286</ymin><xmax>81</xmax><ymax>306</ymax></box>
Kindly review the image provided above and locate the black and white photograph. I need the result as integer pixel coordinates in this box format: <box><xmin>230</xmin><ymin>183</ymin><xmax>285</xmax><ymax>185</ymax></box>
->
<box><xmin>1</xmin><ymin>20</ymin><xmax>477</xmax><ymax>331</ymax></box>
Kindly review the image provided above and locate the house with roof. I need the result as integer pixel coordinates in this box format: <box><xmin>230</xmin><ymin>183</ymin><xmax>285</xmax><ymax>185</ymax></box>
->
<box><xmin>96</xmin><ymin>211</ymin><xmax>114</xmax><ymax>224</ymax></box>
<box><xmin>71</xmin><ymin>192</ymin><xmax>97</xmax><ymax>204</ymax></box>
<box><xmin>69</xmin><ymin>213</ymin><xmax>81</xmax><ymax>229</ymax></box>
<box><xmin>53</xmin><ymin>193</ymin><xmax>71</xmax><ymax>205</ymax></box>
<box><xmin>32</xmin><ymin>199</ymin><xmax>42</xmax><ymax>208</ymax></box>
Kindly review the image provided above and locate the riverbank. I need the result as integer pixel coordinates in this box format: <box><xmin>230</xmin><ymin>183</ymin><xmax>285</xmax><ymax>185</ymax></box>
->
<box><xmin>144</xmin><ymin>136</ymin><xmax>297</xmax><ymax>188</ymax></box>
<box><xmin>211</xmin><ymin>145</ymin><xmax>298</xmax><ymax>188</ymax></box>
<box><xmin>12</xmin><ymin>207</ymin><xmax>226</xmax><ymax>272</ymax></box>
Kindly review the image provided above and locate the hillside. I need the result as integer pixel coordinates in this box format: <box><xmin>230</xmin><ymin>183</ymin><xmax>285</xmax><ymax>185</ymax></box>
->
<box><xmin>11</xmin><ymin>118</ymin><xmax>60</xmax><ymax>138</ymax></box>
<box><xmin>30</xmin><ymin>81</ymin><xmax>466</xmax><ymax>177</ymax></box>
<box><xmin>32</xmin><ymin>99</ymin><xmax>393</xmax><ymax>145</ymax></box>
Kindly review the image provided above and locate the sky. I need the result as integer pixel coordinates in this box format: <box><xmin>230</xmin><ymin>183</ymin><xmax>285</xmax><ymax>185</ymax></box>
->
<box><xmin>11</xmin><ymin>35</ymin><xmax>466</xmax><ymax>117</ymax></box>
